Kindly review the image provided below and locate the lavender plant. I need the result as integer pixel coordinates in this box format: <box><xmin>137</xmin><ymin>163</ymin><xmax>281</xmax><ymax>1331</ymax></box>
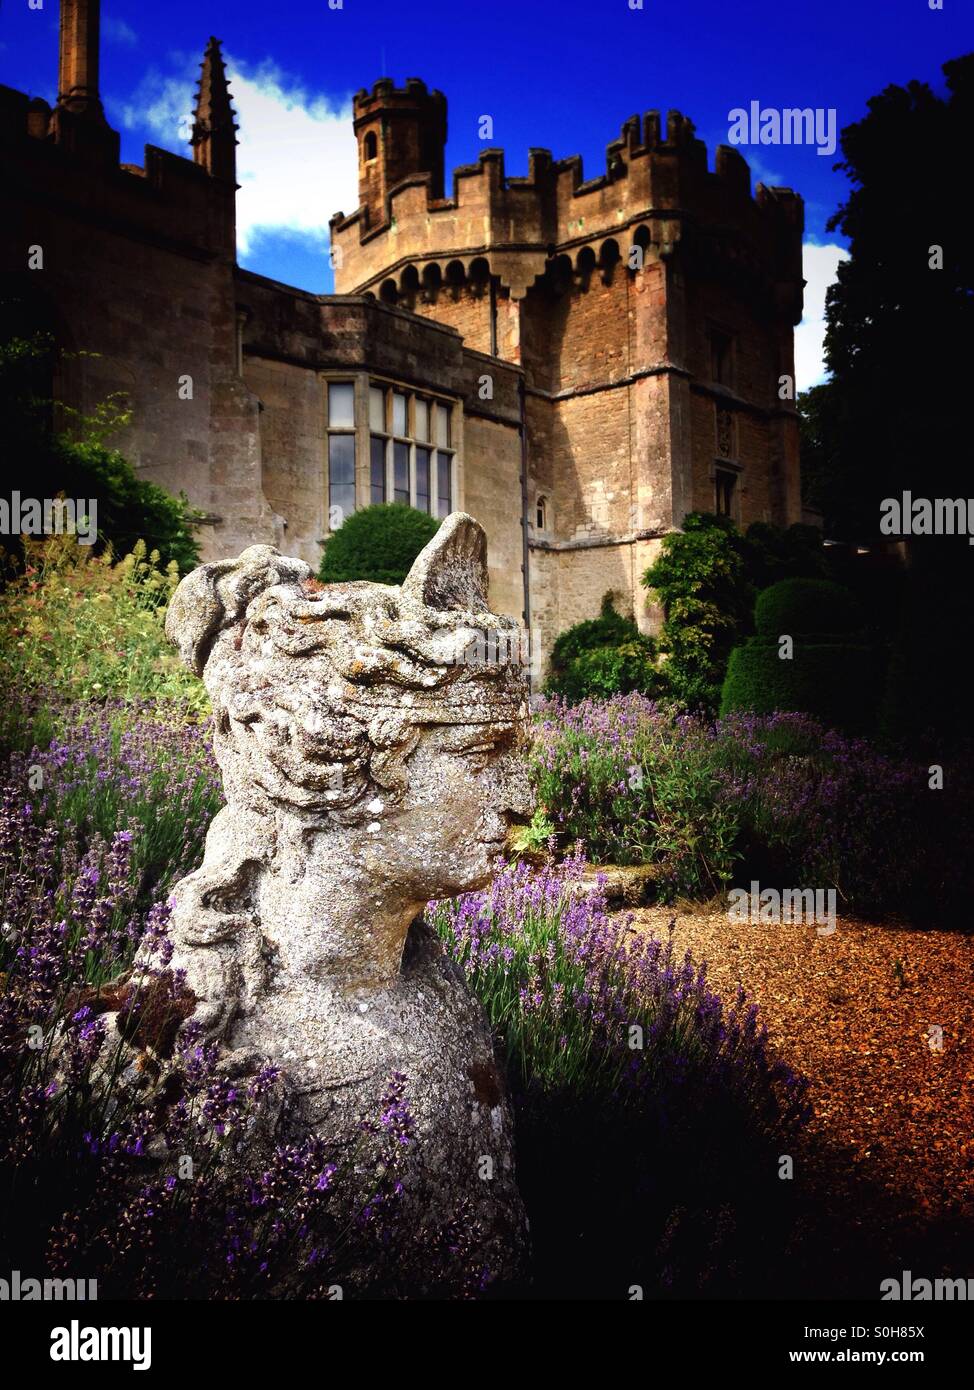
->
<box><xmin>428</xmin><ymin>850</ymin><xmax>808</xmax><ymax>1126</ymax></box>
<box><xmin>0</xmin><ymin>774</ymin><xmax>481</xmax><ymax>1299</ymax></box>
<box><xmin>533</xmin><ymin>694</ymin><xmax>961</xmax><ymax>915</ymax></box>
<box><xmin>532</xmin><ymin>693</ymin><xmax>740</xmax><ymax>895</ymax></box>
<box><xmin>429</xmin><ymin>853</ymin><xmax>810</xmax><ymax>1296</ymax></box>
<box><xmin>7</xmin><ymin>697</ymin><xmax>222</xmax><ymax>908</ymax></box>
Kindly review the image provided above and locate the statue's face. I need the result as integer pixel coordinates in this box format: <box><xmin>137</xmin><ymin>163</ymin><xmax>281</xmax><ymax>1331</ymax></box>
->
<box><xmin>369</xmin><ymin>718</ymin><xmax>533</xmax><ymax>900</ymax></box>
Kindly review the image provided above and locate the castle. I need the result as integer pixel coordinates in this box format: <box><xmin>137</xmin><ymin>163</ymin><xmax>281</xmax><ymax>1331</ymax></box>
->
<box><xmin>1</xmin><ymin>0</ymin><xmax>805</xmax><ymax>666</ymax></box>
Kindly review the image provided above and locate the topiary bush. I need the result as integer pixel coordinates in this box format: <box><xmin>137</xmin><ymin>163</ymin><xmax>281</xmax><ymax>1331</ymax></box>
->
<box><xmin>721</xmin><ymin>577</ymin><xmax>879</xmax><ymax>733</ymax></box>
<box><xmin>544</xmin><ymin>594</ymin><xmax>660</xmax><ymax>702</ymax></box>
<box><xmin>318</xmin><ymin>504</ymin><xmax>440</xmax><ymax>586</ymax></box>
<box><xmin>754</xmin><ymin>577</ymin><xmax>865</xmax><ymax>639</ymax></box>
<box><xmin>720</xmin><ymin>640</ymin><xmax>880</xmax><ymax>733</ymax></box>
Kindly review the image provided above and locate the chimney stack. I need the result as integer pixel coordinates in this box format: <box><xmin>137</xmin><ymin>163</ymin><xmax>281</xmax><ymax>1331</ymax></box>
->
<box><xmin>57</xmin><ymin>0</ymin><xmax>106</xmax><ymax>119</ymax></box>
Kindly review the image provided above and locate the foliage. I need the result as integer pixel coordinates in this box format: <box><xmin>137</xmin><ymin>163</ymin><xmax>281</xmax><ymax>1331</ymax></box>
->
<box><xmin>876</xmin><ymin>559</ymin><xmax>972</xmax><ymax>750</ymax></box>
<box><xmin>0</xmin><ymin>725</ymin><xmax>480</xmax><ymax>1299</ymax></box>
<box><xmin>753</xmin><ymin>577</ymin><xmax>865</xmax><ymax>638</ymax></box>
<box><xmin>429</xmin><ymin>851</ymin><xmax>808</xmax><ymax>1113</ymax></box>
<box><xmin>532</xmin><ymin>696</ymin><xmax>966</xmax><ymax>918</ymax></box>
<box><xmin>802</xmin><ymin>54</ymin><xmax>973</xmax><ymax>541</ymax></box>
<box><xmin>0</xmin><ymin>334</ymin><xmax>201</xmax><ymax>576</ymax></box>
<box><xmin>532</xmin><ymin>694</ymin><xmax>740</xmax><ymax>895</ymax></box>
<box><xmin>51</xmin><ymin>437</ymin><xmax>202</xmax><ymax>577</ymax></box>
<box><xmin>721</xmin><ymin>578</ymin><xmax>876</xmax><ymax>733</ymax></box>
<box><xmin>742</xmin><ymin>521</ymin><xmax>827</xmax><ymax>591</ymax></box>
<box><xmin>640</xmin><ymin>515</ymin><xmax>832</xmax><ymax>715</ymax></box>
<box><xmin>0</xmin><ymin>535</ymin><xmax>207</xmax><ymax>718</ymax></box>
<box><xmin>719</xmin><ymin>641</ymin><xmax>881</xmax><ymax>735</ymax></box>
<box><xmin>641</xmin><ymin>513</ymin><xmax>755</xmax><ymax>714</ymax></box>
<box><xmin>318</xmin><ymin>503</ymin><xmax>440</xmax><ymax>586</ymax></box>
<box><xmin>4</xmin><ymin>701</ymin><xmax>222</xmax><ymax>912</ymax></box>
<box><xmin>545</xmin><ymin>594</ymin><xmax>660</xmax><ymax>701</ymax></box>
<box><xmin>548</xmin><ymin>592</ymin><xmax>641</xmax><ymax>666</ymax></box>
<box><xmin>710</xmin><ymin>711</ymin><xmax>953</xmax><ymax>917</ymax></box>
<box><xmin>429</xmin><ymin>855</ymin><xmax>810</xmax><ymax>1296</ymax></box>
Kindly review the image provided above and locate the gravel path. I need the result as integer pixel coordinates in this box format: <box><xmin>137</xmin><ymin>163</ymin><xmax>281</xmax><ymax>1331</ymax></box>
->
<box><xmin>627</xmin><ymin>904</ymin><xmax>974</xmax><ymax>1277</ymax></box>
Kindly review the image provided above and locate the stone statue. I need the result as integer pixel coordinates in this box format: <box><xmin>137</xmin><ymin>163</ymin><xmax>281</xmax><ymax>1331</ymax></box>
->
<box><xmin>156</xmin><ymin>512</ymin><xmax>531</xmax><ymax>1283</ymax></box>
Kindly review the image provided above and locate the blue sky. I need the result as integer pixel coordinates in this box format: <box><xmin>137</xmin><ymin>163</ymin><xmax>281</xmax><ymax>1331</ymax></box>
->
<box><xmin>2</xmin><ymin>0</ymin><xmax>971</xmax><ymax>385</ymax></box>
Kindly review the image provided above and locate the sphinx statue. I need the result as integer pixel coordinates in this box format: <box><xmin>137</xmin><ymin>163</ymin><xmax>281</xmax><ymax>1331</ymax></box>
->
<box><xmin>150</xmin><ymin>512</ymin><xmax>531</xmax><ymax>1284</ymax></box>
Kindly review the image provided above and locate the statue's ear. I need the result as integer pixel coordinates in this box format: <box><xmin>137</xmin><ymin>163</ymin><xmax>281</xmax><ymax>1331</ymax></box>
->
<box><xmin>401</xmin><ymin>512</ymin><xmax>489</xmax><ymax>613</ymax></box>
<box><xmin>165</xmin><ymin>545</ymin><xmax>311</xmax><ymax>675</ymax></box>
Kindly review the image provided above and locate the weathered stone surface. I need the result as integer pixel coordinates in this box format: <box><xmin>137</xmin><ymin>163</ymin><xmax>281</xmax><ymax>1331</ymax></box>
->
<box><xmin>156</xmin><ymin>512</ymin><xmax>532</xmax><ymax>1282</ymax></box>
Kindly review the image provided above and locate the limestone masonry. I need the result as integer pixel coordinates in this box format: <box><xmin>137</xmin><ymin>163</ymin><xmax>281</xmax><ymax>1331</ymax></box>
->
<box><xmin>1</xmin><ymin>0</ymin><xmax>805</xmax><ymax>669</ymax></box>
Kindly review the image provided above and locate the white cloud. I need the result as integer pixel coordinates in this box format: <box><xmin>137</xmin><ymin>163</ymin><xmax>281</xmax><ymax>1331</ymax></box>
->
<box><xmin>229</xmin><ymin>60</ymin><xmax>357</xmax><ymax>255</ymax></box>
<box><xmin>104</xmin><ymin>17</ymin><xmax>138</xmax><ymax>48</ymax></box>
<box><xmin>740</xmin><ymin>150</ymin><xmax>784</xmax><ymax>189</ymax></box>
<box><xmin>795</xmin><ymin>241</ymin><xmax>849</xmax><ymax>390</ymax></box>
<box><xmin>116</xmin><ymin>56</ymin><xmax>357</xmax><ymax>258</ymax></box>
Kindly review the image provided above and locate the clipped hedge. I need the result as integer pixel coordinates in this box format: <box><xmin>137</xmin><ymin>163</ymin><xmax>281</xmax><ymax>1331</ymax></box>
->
<box><xmin>720</xmin><ymin>639</ymin><xmax>880</xmax><ymax>733</ymax></box>
<box><xmin>754</xmin><ymin>577</ymin><xmax>865</xmax><ymax>639</ymax></box>
<box><xmin>722</xmin><ymin>577</ymin><xmax>878</xmax><ymax>733</ymax></box>
<box><xmin>318</xmin><ymin>504</ymin><xmax>440</xmax><ymax>586</ymax></box>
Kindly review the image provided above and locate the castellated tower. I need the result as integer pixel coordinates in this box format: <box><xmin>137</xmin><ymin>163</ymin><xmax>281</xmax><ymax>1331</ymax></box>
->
<box><xmin>331</xmin><ymin>85</ymin><xmax>806</xmax><ymax>656</ymax></box>
<box><xmin>353</xmin><ymin>78</ymin><xmax>447</xmax><ymax>232</ymax></box>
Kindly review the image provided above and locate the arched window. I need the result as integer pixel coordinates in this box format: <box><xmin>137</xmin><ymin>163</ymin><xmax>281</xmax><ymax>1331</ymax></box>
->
<box><xmin>363</xmin><ymin>130</ymin><xmax>378</xmax><ymax>161</ymax></box>
<box><xmin>535</xmin><ymin>495</ymin><xmax>548</xmax><ymax>531</ymax></box>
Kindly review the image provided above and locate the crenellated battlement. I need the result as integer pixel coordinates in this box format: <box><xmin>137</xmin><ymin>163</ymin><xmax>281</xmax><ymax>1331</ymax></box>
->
<box><xmin>0</xmin><ymin>86</ymin><xmax>234</xmax><ymax>262</ymax></box>
<box><xmin>0</xmin><ymin>22</ymin><xmax>239</xmax><ymax>265</ymax></box>
<box><xmin>331</xmin><ymin>92</ymin><xmax>803</xmax><ymax>305</ymax></box>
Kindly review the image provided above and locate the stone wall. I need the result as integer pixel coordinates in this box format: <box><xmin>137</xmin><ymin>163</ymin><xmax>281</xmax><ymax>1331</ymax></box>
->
<box><xmin>0</xmin><ymin>89</ymin><xmax>277</xmax><ymax>564</ymax></box>
<box><xmin>3</xmin><ymin>53</ymin><xmax>804</xmax><ymax>682</ymax></box>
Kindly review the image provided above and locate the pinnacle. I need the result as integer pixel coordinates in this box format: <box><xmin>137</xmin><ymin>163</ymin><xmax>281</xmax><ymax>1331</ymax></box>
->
<box><xmin>193</xmin><ymin>36</ymin><xmax>236</xmax><ymax>133</ymax></box>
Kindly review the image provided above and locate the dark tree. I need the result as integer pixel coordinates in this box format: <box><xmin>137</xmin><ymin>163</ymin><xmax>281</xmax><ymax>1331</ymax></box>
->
<box><xmin>804</xmin><ymin>53</ymin><xmax>974</xmax><ymax>545</ymax></box>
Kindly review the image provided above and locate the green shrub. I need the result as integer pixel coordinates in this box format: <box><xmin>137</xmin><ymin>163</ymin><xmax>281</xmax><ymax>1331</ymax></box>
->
<box><xmin>548</xmin><ymin>593</ymin><xmax>637</xmax><ymax>664</ymax></box>
<box><xmin>640</xmin><ymin>513</ymin><xmax>754</xmax><ymax>714</ymax></box>
<box><xmin>719</xmin><ymin>640</ymin><xmax>880</xmax><ymax>734</ymax></box>
<box><xmin>51</xmin><ymin>438</ymin><xmax>202</xmax><ymax>576</ymax></box>
<box><xmin>545</xmin><ymin>594</ymin><xmax>659</xmax><ymax>701</ymax></box>
<box><xmin>0</xmin><ymin>535</ymin><xmax>207</xmax><ymax>728</ymax></box>
<box><xmin>0</xmin><ymin>334</ymin><xmax>201</xmax><ymax>576</ymax></box>
<box><xmin>318</xmin><ymin>504</ymin><xmax>440</xmax><ymax>586</ymax></box>
<box><xmin>722</xmin><ymin>577</ymin><xmax>876</xmax><ymax>733</ymax></box>
<box><xmin>554</xmin><ymin>642</ymin><xmax>661</xmax><ymax>702</ymax></box>
<box><xmin>639</xmin><ymin>518</ymin><xmax>831</xmax><ymax>715</ymax></box>
<box><xmin>754</xmin><ymin>577</ymin><xmax>865</xmax><ymax>639</ymax></box>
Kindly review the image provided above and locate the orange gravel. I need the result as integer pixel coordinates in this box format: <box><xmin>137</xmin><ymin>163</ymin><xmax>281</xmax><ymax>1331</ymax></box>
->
<box><xmin>628</xmin><ymin>905</ymin><xmax>974</xmax><ymax>1255</ymax></box>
